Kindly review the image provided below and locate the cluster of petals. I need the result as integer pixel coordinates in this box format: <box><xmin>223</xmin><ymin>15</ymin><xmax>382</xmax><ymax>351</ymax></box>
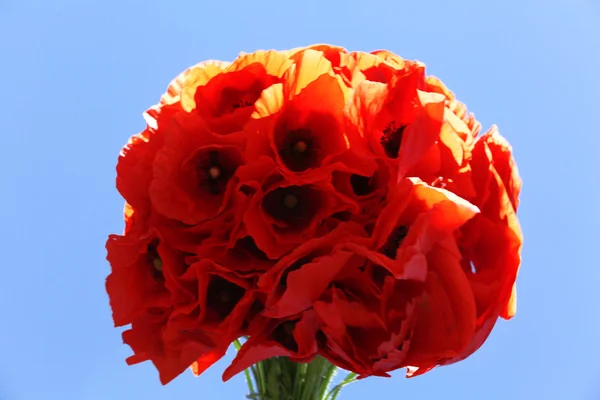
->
<box><xmin>106</xmin><ymin>44</ymin><xmax>523</xmax><ymax>385</ymax></box>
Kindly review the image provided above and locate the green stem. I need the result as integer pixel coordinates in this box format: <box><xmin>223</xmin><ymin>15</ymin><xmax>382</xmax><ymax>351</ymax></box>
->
<box><xmin>234</xmin><ymin>339</ymin><xmax>257</xmax><ymax>397</ymax></box>
<box><xmin>256</xmin><ymin>359</ymin><xmax>267</xmax><ymax>397</ymax></box>
<box><xmin>317</xmin><ymin>362</ymin><xmax>337</xmax><ymax>399</ymax></box>
<box><xmin>326</xmin><ymin>372</ymin><xmax>358</xmax><ymax>400</ymax></box>
<box><xmin>240</xmin><ymin>355</ymin><xmax>353</xmax><ymax>400</ymax></box>
<box><xmin>300</xmin><ymin>356</ymin><xmax>329</xmax><ymax>400</ymax></box>
<box><xmin>293</xmin><ymin>362</ymin><xmax>307</xmax><ymax>400</ymax></box>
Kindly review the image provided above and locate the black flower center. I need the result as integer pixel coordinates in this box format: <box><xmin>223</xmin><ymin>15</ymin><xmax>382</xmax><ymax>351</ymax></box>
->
<box><xmin>279</xmin><ymin>256</ymin><xmax>313</xmax><ymax>288</ymax></box>
<box><xmin>283</xmin><ymin>194</ymin><xmax>298</xmax><ymax>209</ymax></box>
<box><xmin>241</xmin><ymin>300</ymin><xmax>265</xmax><ymax>331</ymax></box>
<box><xmin>231</xmin><ymin>99</ymin><xmax>254</xmax><ymax>110</ymax></box>
<box><xmin>381</xmin><ymin>226</ymin><xmax>409</xmax><ymax>259</ymax></box>
<box><xmin>272</xmin><ymin>320</ymin><xmax>298</xmax><ymax>352</ymax></box>
<box><xmin>372</xmin><ymin>264</ymin><xmax>392</xmax><ymax>287</ymax></box>
<box><xmin>145</xmin><ymin>240</ymin><xmax>162</xmax><ymax>274</ymax></box>
<box><xmin>381</xmin><ymin>121</ymin><xmax>406</xmax><ymax>159</ymax></box>
<box><xmin>279</xmin><ymin>129</ymin><xmax>318</xmax><ymax>172</ymax></box>
<box><xmin>316</xmin><ymin>330</ymin><xmax>327</xmax><ymax>347</ymax></box>
<box><xmin>206</xmin><ymin>275</ymin><xmax>245</xmax><ymax>319</ymax></box>
<box><xmin>196</xmin><ymin>150</ymin><xmax>236</xmax><ymax>195</ymax></box>
<box><xmin>236</xmin><ymin>236</ymin><xmax>269</xmax><ymax>260</ymax></box>
<box><xmin>219</xmin><ymin>86</ymin><xmax>260</xmax><ymax>114</ymax></box>
<box><xmin>350</xmin><ymin>174</ymin><xmax>375</xmax><ymax>196</ymax></box>
<box><xmin>262</xmin><ymin>185</ymin><xmax>322</xmax><ymax>229</ymax></box>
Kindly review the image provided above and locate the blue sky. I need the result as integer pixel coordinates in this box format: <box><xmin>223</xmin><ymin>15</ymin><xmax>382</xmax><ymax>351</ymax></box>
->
<box><xmin>1</xmin><ymin>0</ymin><xmax>599</xmax><ymax>399</ymax></box>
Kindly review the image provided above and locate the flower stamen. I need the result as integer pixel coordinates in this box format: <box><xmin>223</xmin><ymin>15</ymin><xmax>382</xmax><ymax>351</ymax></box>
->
<box><xmin>208</xmin><ymin>166</ymin><xmax>221</xmax><ymax>180</ymax></box>
<box><xmin>152</xmin><ymin>257</ymin><xmax>163</xmax><ymax>272</ymax></box>
<box><xmin>292</xmin><ymin>140</ymin><xmax>308</xmax><ymax>154</ymax></box>
<box><xmin>284</xmin><ymin>194</ymin><xmax>298</xmax><ymax>209</ymax></box>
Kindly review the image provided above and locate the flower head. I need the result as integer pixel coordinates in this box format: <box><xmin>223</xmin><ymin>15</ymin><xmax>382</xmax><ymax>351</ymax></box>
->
<box><xmin>106</xmin><ymin>44</ymin><xmax>522</xmax><ymax>385</ymax></box>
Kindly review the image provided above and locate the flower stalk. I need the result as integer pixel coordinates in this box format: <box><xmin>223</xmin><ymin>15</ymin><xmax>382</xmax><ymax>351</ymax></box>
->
<box><xmin>238</xmin><ymin>352</ymin><xmax>356</xmax><ymax>400</ymax></box>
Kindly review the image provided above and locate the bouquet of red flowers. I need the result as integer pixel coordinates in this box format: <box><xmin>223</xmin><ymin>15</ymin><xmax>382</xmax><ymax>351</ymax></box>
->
<box><xmin>106</xmin><ymin>44</ymin><xmax>522</xmax><ymax>399</ymax></box>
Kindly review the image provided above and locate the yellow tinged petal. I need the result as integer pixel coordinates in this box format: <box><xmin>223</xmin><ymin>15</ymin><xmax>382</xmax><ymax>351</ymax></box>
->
<box><xmin>371</xmin><ymin>49</ymin><xmax>407</xmax><ymax>69</ymax></box>
<box><xmin>251</xmin><ymin>83</ymin><xmax>284</xmax><ymax>119</ymax></box>
<box><xmin>284</xmin><ymin>44</ymin><xmax>348</xmax><ymax>58</ymax></box>
<box><xmin>284</xmin><ymin>49</ymin><xmax>334</xmax><ymax>97</ymax></box>
<box><xmin>180</xmin><ymin>60</ymin><xmax>230</xmax><ymax>111</ymax></box>
<box><xmin>293</xmin><ymin>74</ymin><xmax>348</xmax><ymax>116</ymax></box>
<box><xmin>345</xmin><ymin>80</ymin><xmax>388</xmax><ymax>139</ymax></box>
<box><xmin>159</xmin><ymin>68</ymin><xmax>190</xmax><ymax>106</ymax></box>
<box><xmin>228</xmin><ymin>50</ymin><xmax>294</xmax><ymax>78</ymax></box>
<box><xmin>503</xmin><ymin>284</ymin><xmax>518</xmax><ymax>319</ymax></box>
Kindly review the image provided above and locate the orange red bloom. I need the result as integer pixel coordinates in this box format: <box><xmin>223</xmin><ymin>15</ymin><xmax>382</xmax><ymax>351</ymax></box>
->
<box><xmin>106</xmin><ymin>45</ymin><xmax>522</xmax><ymax>385</ymax></box>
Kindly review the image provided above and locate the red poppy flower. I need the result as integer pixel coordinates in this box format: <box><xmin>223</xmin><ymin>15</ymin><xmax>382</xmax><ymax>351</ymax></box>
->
<box><xmin>345</xmin><ymin>65</ymin><xmax>446</xmax><ymax>181</ymax></box>
<box><xmin>243</xmin><ymin>179</ymin><xmax>479</xmax><ymax>377</ymax></box>
<box><xmin>116</xmin><ymin>103</ymin><xmax>181</xmax><ymax>231</ymax></box>
<box><xmin>115</xmin><ymin>65</ymin><xmax>192</xmax><ymax>234</ymax></box>
<box><xmin>257</xmin><ymin>222</ymin><xmax>368</xmax><ymax>318</ymax></box>
<box><xmin>424</xmin><ymin>75</ymin><xmax>482</xmax><ymax>139</ymax></box>
<box><xmin>284</xmin><ymin>44</ymin><xmax>354</xmax><ymax>85</ymax></box>
<box><xmin>370</xmin><ymin>50</ymin><xmax>407</xmax><ymax>70</ymax></box>
<box><xmin>245</xmin><ymin>50</ymin><xmax>352</xmax><ymax>175</ymax></box>
<box><xmin>457</xmin><ymin>127</ymin><xmax>522</xmax><ymax>323</ymax></box>
<box><xmin>108</xmin><ymin>45</ymin><xmax>522</xmax><ymax>386</ymax></box>
<box><xmin>222</xmin><ymin>309</ymin><xmax>320</xmax><ymax>381</ymax></box>
<box><xmin>330</xmin><ymin>156</ymin><xmax>391</xmax><ymax>224</ymax></box>
<box><xmin>399</xmin><ymin>87</ymin><xmax>480</xmax><ymax>200</ymax></box>
<box><xmin>123</xmin><ymin>307</ymin><xmax>219</xmax><ymax>385</ymax></box>
<box><xmin>313</xmin><ymin>283</ymin><xmax>413</xmax><ymax>377</ymax></box>
<box><xmin>193</xmin><ymin>232</ymin><xmax>274</xmax><ymax>278</ymax></box>
<box><xmin>285</xmin><ymin>45</ymin><xmax>400</xmax><ymax>87</ymax></box>
<box><xmin>404</xmin><ymin>126</ymin><xmax>522</xmax><ymax>377</ymax></box>
<box><xmin>125</xmin><ymin>258</ymin><xmax>258</xmax><ymax>385</ymax></box>
<box><xmin>115</xmin><ymin>129</ymin><xmax>162</xmax><ymax>226</ymax></box>
<box><xmin>105</xmin><ymin>226</ymin><xmax>192</xmax><ymax>327</ymax></box>
<box><xmin>237</xmin><ymin>156</ymin><xmax>359</xmax><ymax>259</ymax></box>
<box><xmin>149</xmin><ymin>112</ymin><xmax>245</xmax><ymax>225</ymax></box>
<box><xmin>168</xmin><ymin>259</ymin><xmax>256</xmax><ymax>346</ymax></box>
<box><xmin>346</xmin><ymin>51</ymin><xmax>402</xmax><ymax>85</ymax></box>
<box><xmin>314</xmin><ymin>239</ymin><xmax>474</xmax><ymax>378</ymax></box>
<box><xmin>181</xmin><ymin>52</ymin><xmax>293</xmax><ymax>134</ymax></box>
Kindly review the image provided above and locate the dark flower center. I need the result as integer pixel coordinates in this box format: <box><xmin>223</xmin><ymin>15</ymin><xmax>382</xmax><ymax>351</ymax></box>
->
<box><xmin>146</xmin><ymin>241</ymin><xmax>164</xmax><ymax>279</ymax></box>
<box><xmin>350</xmin><ymin>174</ymin><xmax>374</xmax><ymax>196</ymax></box>
<box><xmin>231</xmin><ymin>99</ymin><xmax>254</xmax><ymax>110</ymax></box>
<box><xmin>279</xmin><ymin>256</ymin><xmax>314</xmax><ymax>288</ymax></box>
<box><xmin>220</xmin><ymin>86</ymin><xmax>260</xmax><ymax>114</ymax></box>
<box><xmin>241</xmin><ymin>300</ymin><xmax>265</xmax><ymax>332</ymax></box>
<box><xmin>279</xmin><ymin>129</ymin><xmax>318</xmax><ymax>172</ymax></box>
<box><xmin>206</xmin><ymin>275</ymin><xmax>246</xmax><ymax>319</ymax></box>
<box><xmin>272</xmin><ymin>320</ymin><xmax>298</xmax><ymax>352</ymax></box>
<box><xmin>316</xmin><ymin>330</ymin><xmax>327</xmax><ymax>347</ymax></box>
<box><xmin>381</xmin><ymin>121</ymin><xmax>406</xmax><ymax>159</ymax></box>
<box><xmin>381</xmin><ymin>226</ymin><xmax>409</xmax><ymax>259</ymax></box>
<box><xmin>262</xmin><ymin>185</ymin><xmax>322</xmax><ymax>229</ymax></box>
<box><xmin>236</xmin><ymin>236</ymin><xmax>269</xmax><ymax>260</ymax></box>
<box><xmin>283</xmin><ymin>194</ymin><xmax>298</xmax><ymax>209</ymax></box>
<box><xmin>372</xmin><ymin>264</ymin><xmax>392</xmax><ymax>287</ymax></box>
<box><xmin>196</xmin><ymin>150</ymin><xmax>236</xmax><ymax>195</ymax></box>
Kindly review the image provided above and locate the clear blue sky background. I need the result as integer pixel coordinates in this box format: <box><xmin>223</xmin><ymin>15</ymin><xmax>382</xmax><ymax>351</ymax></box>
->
<box><xmin>1</xmin><ymin>0</ymin><xmax>599</xmax><ymax>399</ymax></box>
